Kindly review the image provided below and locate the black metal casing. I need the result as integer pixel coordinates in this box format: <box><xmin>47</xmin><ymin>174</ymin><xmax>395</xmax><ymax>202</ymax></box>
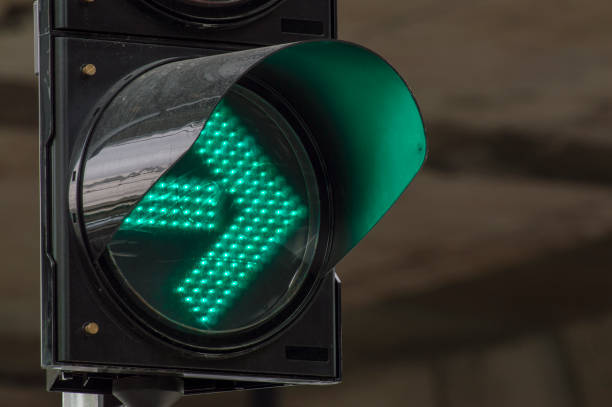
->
<box><xmin>38</xmin><ymin>0</ymin><xmax>340</xmax><ymax>394</ymax></box>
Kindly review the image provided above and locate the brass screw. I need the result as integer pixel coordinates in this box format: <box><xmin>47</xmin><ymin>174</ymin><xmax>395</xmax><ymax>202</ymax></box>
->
<box><xmin>81</xmin><ymin>63</ymin><xmax>97</xmax><ymax>77</ymax></box>
<box><xmin>83</xmin><ymin>322</ymin><xmax>100</xmax><ymax>335</ymax></box>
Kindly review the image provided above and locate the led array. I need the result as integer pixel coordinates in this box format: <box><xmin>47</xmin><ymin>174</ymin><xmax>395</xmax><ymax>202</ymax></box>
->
<box><xmin>122</xmin><ymin>180</ymin><xmax>222</xmax><ymax>231</ymax></box>
<box><xmin>118</xmin><ymin>100</ymin><xmax>307</xmax><ymax>329</ymax></box>
<box><xmin>180</xmin><ymin>103</ymin><xmax>306</xmax><ymax>327</ymax></box>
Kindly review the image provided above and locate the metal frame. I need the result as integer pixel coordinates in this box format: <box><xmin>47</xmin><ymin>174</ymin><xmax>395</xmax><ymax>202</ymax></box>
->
<box><xmin>37</xmin><ymin>0</ymin><xmax>340</xmax><ymax>401</ymax></box>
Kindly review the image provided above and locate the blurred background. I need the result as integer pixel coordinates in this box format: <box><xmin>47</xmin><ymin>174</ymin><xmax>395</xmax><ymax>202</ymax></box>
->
<box><xmin>2</xmin><ymin>0</ymin><xmax>612</xmax><ymax>405</ymax></box>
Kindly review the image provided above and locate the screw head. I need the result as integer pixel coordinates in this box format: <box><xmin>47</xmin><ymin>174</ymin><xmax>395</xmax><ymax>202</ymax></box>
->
<box><xmin>83</xmin><ymin>322</ymin><xmax>100</xmax><ymax>335</ymax></box>
<box><xmin>81</xmin><ymin>64</ymin><xmax>97</xmax><ymax>77</ymax></box>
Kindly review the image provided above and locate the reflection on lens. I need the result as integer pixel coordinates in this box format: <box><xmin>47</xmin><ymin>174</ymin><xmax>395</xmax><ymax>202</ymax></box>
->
<box><xmin>107</xmin><ymin>86</ymin><xmax>319</xmax><ymax>333</ymax></box>
<box><xmin>147</xmin><ymin>0</ymin><xmax>282</xmax><ymax>25</ymax></box>
<box><xmin>179</xmin><ymin>0</ymin><xmax>250</xmax><ymax>6</ymax></box>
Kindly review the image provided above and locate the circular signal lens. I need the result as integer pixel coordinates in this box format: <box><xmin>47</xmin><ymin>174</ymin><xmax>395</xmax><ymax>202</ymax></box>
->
<box><xmin>144</xmin><ymin>0</ymin><xmax>281</xmax><ymax>26</ymax></box>
<box><xmin>179</xmin><ymin>0</ymin><xmax>250</xmax><ymax>5</ymax></box>
<box><xmin>106</xmin><ymin>86</ymin><xmax>320</xmax><ymax>335</ymax></box>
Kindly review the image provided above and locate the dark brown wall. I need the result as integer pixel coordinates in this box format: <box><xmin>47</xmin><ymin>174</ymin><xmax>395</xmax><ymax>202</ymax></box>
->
<box><xmin>2</xmin><ymin>0</ymin><xmax>612</xmax><ymax>405</ymax></box>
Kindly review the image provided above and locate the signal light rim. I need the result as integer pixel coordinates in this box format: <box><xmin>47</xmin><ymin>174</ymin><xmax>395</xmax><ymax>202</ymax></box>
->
<box><xmin>69</xmin><ymin>67</ymin><xmax>334</xmax><ymax>356</ymax></box>
<box><xmin>141</xmin><ymin>0</ymin><xmax>285</xmax><ymax>28</ymax></box>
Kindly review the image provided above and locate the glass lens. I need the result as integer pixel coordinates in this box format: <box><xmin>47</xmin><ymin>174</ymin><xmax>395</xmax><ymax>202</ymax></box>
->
<box><xmin>106</xmin><ymin>86</ymin><xmax>319</xmax><ymax>333</ymax></box>
<box><xmin>178</xmin><ymin>0</ymin><xmax>250</xmax><ymax>6</ymax></box>
<box><xmin>145</xmin><ymin>0</ymin><xmax>281</xmax><ymax>25</ymax></box>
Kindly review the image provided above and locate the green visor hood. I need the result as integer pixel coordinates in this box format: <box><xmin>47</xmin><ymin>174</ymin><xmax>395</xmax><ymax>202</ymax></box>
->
<box><xmin>75</xmin><ymin>40</ymin><xmax>426</xmax><ymax>279</ymax></box>
<box><xmin>255</xmin><ymin>42</ymin><xmax>426</xmax><ymax>266</ymax></box>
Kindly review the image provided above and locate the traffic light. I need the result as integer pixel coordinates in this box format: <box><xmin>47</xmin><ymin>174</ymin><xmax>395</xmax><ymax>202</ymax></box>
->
<box><xmin>37</xmin><ymin>0</ymin><xmax>426</xmax><ymax>399</ymax></box>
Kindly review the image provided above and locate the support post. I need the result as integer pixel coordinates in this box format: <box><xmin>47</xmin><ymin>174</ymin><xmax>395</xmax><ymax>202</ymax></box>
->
<box><xmin>62</xmin><ymin>393</ymin><xmax>122</xmax><ymax>407</ymax></box>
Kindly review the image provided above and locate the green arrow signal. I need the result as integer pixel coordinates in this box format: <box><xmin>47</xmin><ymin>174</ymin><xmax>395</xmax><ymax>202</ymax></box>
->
<box><xmin>118</xmin><ymin>100</ymin><xmax>307</xmax><ymax>328</ymax></box>
<box><xmin>123</xmin><ymin>181</ymin><xmax>223</xmax><ymax>231</ymax></box>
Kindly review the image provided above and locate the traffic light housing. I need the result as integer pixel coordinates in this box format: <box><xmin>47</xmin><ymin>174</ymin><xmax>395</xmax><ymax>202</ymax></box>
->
<box><xmin>37</xmin><ymin>0</ymin><xmax>426</xmax><ymax>396</ymax></box>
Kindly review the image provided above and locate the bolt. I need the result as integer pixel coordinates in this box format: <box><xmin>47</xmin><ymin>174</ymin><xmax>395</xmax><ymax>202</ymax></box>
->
<box><xmin>81</xmin><ymin>64</ymin><xmax>97</xmax><ymax>77</ymax></box>
<box><xmin>83</xmin><ymin>321</ymin><xmax>100</xmax><ymax>335</ymax></box>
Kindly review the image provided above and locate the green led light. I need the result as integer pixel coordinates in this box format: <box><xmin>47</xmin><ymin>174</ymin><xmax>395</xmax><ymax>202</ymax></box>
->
<box><xmin>118</xmin><ymin>100</ymin><xmax>307</xmax><ymax>329</ymax></box>
<box><xmin>118</xmin><ymin>180</ymin><xmax>222</xmax><ymax>231</ymax></box>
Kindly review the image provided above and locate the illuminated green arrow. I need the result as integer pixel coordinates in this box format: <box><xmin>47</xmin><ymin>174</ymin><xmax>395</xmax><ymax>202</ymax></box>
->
<box><xmin>119</xmin><ymin>101</ymin><xmax>307</xmax><ymax>328</ymax></box>
<box><xmin>123</xmin><ymin>181</ymin><xmax>223</xmax><ymax>231</ymax></box>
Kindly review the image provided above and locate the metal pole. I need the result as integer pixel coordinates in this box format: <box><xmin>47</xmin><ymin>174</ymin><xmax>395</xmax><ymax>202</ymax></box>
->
<box><xmin>61</xmin><ymin>376</ymin><xmax>182</xmax><ymax>407</ymax></box>
<box><xmin>62</xmin><ymin>393</ymin><xmax>121</xmax><ymax>407</ymax></box>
